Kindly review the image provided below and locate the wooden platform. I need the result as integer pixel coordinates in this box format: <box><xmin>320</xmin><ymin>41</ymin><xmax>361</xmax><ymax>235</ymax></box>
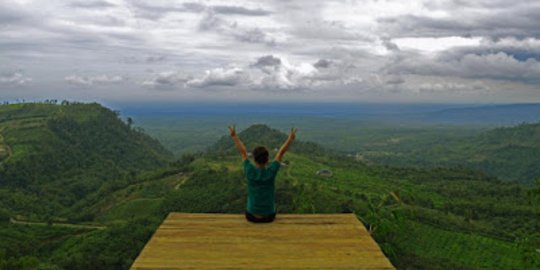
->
<box><xmin>130</xmin><ymin>213</ymin><xmax>395</xmax><ymax>269</ymax></box>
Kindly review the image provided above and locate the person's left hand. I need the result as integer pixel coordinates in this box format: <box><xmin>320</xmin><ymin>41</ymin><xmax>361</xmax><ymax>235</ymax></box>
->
<box><xmin>228</xmin><ymin>125</ymin><xmax>237</xmax><ymax>137</ymax></box>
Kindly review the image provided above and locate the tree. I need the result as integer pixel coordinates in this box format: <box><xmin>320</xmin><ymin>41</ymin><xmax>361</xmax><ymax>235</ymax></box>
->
<box><xmin>127</xmin><ymin>117</ymin><xmax>133</xmax><ymax>129</ymax></box>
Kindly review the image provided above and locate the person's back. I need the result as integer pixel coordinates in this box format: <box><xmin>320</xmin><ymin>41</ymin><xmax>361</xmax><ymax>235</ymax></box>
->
<box><xmin>244</xmin><ymin>158</ymin><xmax>280</xmax><ymax>216</ymax></box>
<box><xmin>229</xmin><ymin>126</ymin><xmax>296</xmax><ymax>223</ymax></box>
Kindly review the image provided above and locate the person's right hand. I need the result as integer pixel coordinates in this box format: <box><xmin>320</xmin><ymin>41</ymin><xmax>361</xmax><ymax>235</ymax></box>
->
<box><xmin>289</xmin><ymin>128</ymin><xmax>297</xmax><ymax>140</ymax></box>
<box><xmin>228</xmin><ymin>125</ymin><xmax>237</xmax><ymax>137</ymax></box>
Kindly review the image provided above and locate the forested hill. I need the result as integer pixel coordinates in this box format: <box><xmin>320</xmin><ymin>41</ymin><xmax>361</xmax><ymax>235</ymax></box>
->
<box><xmin>361</xmin><ymin>121</ymin><xmax>540</xmax><ymax>184</ymax></box>
<box><xmin>211</xmin><ymin>124</ymin><xmax>325</xmax><ymax>155</ymax></box>
<box><xmin>0</xmin><ymin>102</ymin><xmax>172</xmax><ymax>218</ymax></box>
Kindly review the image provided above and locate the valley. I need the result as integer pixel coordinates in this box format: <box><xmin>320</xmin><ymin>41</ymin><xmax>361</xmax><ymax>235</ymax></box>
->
<box><xmin>0</xmin><ymin>103</ymin><xmax>538</xmax><ymax>270</ymax></box>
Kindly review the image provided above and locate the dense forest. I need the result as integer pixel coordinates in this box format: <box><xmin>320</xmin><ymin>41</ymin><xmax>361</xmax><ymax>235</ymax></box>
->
<box><xmin>0</xmin><ymin>103</ymin><xmax>538</xmax><ymax>269</ymax></box>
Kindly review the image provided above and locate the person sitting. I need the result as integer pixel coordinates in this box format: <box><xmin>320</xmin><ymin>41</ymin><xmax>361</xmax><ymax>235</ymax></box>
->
<box><xmin>228</xmin><ymin>126</ymin><xmax>297</xmax><ymax>223</ymax></box>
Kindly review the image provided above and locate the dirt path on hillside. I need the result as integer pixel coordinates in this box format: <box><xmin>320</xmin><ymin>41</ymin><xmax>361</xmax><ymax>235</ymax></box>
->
<box><xmin>174</xmin><ymin>174</ymin><xmax>188</xmax><ymax>190</ymax></box>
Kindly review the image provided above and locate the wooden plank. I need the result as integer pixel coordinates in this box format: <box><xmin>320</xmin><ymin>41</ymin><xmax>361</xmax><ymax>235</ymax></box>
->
<box><xmin>131</xmin><ymin>213</ymin><xmax>395</xmax><ymax>269</ymax></box>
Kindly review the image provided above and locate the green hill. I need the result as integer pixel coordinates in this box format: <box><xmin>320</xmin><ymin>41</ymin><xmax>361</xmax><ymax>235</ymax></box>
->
<box><xmin>210</xmin><ymin>124</ymin><xmax>325</xmax><ymax>155</ymax></box>
<box><xmin>360</xmin><ymin>122</ymin><xmax>540</xmax><ymax>184</ymax></box>
<box><xmin>0</xmin><ymin>102</ymin><xmax>172</xmax><ymax>220</ymax></box>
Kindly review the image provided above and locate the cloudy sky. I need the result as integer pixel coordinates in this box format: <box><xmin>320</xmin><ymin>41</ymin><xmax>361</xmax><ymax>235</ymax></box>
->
<box><xmin>1</xmin><ymin>0</ymin><xmax>540</xmax><ymax>103</ymax></box>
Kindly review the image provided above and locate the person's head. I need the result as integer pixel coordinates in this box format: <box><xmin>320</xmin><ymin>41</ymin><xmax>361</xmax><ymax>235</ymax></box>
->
<box><xmin>252</xmin><ymin>146</ymin><xmax>269</xmax><ymax>165</ymax></box>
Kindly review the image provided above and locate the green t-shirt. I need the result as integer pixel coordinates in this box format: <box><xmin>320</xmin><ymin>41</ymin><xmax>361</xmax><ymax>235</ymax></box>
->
<box><xmin>243</xmin><ymin>159</ymin><xmax>281</xmax><ymax>215</ymax></box>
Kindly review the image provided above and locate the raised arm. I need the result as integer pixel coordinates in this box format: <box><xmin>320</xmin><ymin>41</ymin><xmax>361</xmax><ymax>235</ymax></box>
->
<box><xmin>229</xmin><ymin>125</ymin><xmax>248</xmax><ymax>160</ymax></box>
<box><xmin>275</xmin><ymin>128</ymin><xmax>297</xmax><ymax>162</ymax></box>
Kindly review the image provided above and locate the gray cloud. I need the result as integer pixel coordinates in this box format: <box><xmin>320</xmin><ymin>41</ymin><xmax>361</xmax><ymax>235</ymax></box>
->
<box><xmin>125</xmin><ymin>0</ymin><xmax>187</xmax><ymax>20</ymax></box>
<box><xmin>65</xmin><ymin>75</ymin><xmax>123</xmax><ymax>86</ymax></box>
<box><xmin>199</xmin><ymin>10</ymin><xmax>276</xmax><ymax>46</ymax></box>
<box><xmin>378</xmin><ymin>2</ymin><xmax>540</xmax><ymax>39</ymax></box>
<box><xmin>2</xmin><ymin>0</ymin><xmax>540</xmax><ymax>102</ymax></box>
<box><xmin>145</xmin><ymin>55</ymin><xmax>167</xmax><ymax>63</ymax></box>
<box><xmin>177</xmin><ymin>2</ymin><xmax>272</xmax><ymax>16</ymax></box>
<box><xmin>313</xmin><ymin>59</ymin><xmax>331</xmax><ymax>69</ymax></box>
<box><xmin>126</xmin><ymin>1</ymin><xmax>271</xmax><ymax>21</ymax></box>
<box><xmin>0</xmin><ymin>72</ymin><xmax>32</xmax><ymax>85</ymax></box>
<box><xmin>384</xmin><ymin>50</ymin><xmax>540</xmax><ymax>83</ymax></box>
<box><xmin>187</xmin><ymin>67</ymin><xmax>247</xmax><ymax>88</ymax></box>
<box><xmin>252</xmin><ymin>55</ymin><xmax>282</xmax><ymax>69</ymax></box>
<box><xmin>212</xmin><ymin>5</ymin><xmax>271</xmax><ymax>16</ymax></box>
<box><xmin>69</xmin><ymin>1</ymin><xmax>116</xmax><ymax>9</ymax></box>
<box><xmin>439</xmin><ymin>38</ymin><xmax>540</xmax><ymax>62</ymax></box>
<box><xmin>418</xmin><ymin>81</ymin><xmax>489</xmax><ymax>94</ymax></box>
<box><xmin>142</xmin><ymin>72</ymin><xmax>191</xmax><ymax>89</ymax></box>
<box><xmin>0</xmin><ymin>1</ymin><xmax>34</xmax><ymax>25</ymax></box>
<box><xmin>385</xmin><ymin>76</ymin><xmax>405</xmax><ymax>85</ymax></box>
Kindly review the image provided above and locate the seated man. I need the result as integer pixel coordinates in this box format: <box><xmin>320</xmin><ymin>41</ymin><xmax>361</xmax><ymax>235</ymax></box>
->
<box><xmin>229</xmin><ymin>126</ymin><xmax>296</xmax><ymax>223</ymax></box>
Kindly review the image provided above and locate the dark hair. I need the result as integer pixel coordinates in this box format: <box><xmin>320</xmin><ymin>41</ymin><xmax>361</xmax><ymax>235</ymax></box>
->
<box><xmin>252</xmin><ymin>146</ymin><xmax>269</xmax><ymax>165</ymax></box>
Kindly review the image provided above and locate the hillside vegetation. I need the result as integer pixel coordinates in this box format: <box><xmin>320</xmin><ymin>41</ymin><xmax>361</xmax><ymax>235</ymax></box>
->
<box><xmin>0</xmin><ymin>105</ymin><xmax>538</xmax><ymax>270</ymax></box>
<box><xmin>135</xmin><ymin>112</ymin><xmax>540</xmax><ymax>184</ymax></box>
<box><xmin>360</xmin><ymin>122</ymin><xmax>540</xmax><ymax>184</ymax></box>
<box><xmin>0</xmin><ymin>102</ymin><xmax>172</xmax><ymax>220</ymax></box>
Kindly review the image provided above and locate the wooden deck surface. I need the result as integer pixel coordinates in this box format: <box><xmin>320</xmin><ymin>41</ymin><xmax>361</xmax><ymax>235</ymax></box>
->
<box><xmin>130</xmin><ymin>213</ymin><xmax>395</xmax><ymax>269</ymax></box>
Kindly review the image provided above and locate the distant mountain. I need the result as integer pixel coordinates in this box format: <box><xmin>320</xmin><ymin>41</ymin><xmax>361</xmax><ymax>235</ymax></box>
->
<box><xmin>123</xmin><ymin>102</ymin><xmax>540</xmax><ymax>126</ymax></box>
<box><xmin>0</xmin><ymin>102</ymin><xmax>172</xmax><ymax>216</ymax></box>
<box><xmin>417</xmin><ymin>103</ymin><xmax>540</xmax><ymax>125</ymax></box>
